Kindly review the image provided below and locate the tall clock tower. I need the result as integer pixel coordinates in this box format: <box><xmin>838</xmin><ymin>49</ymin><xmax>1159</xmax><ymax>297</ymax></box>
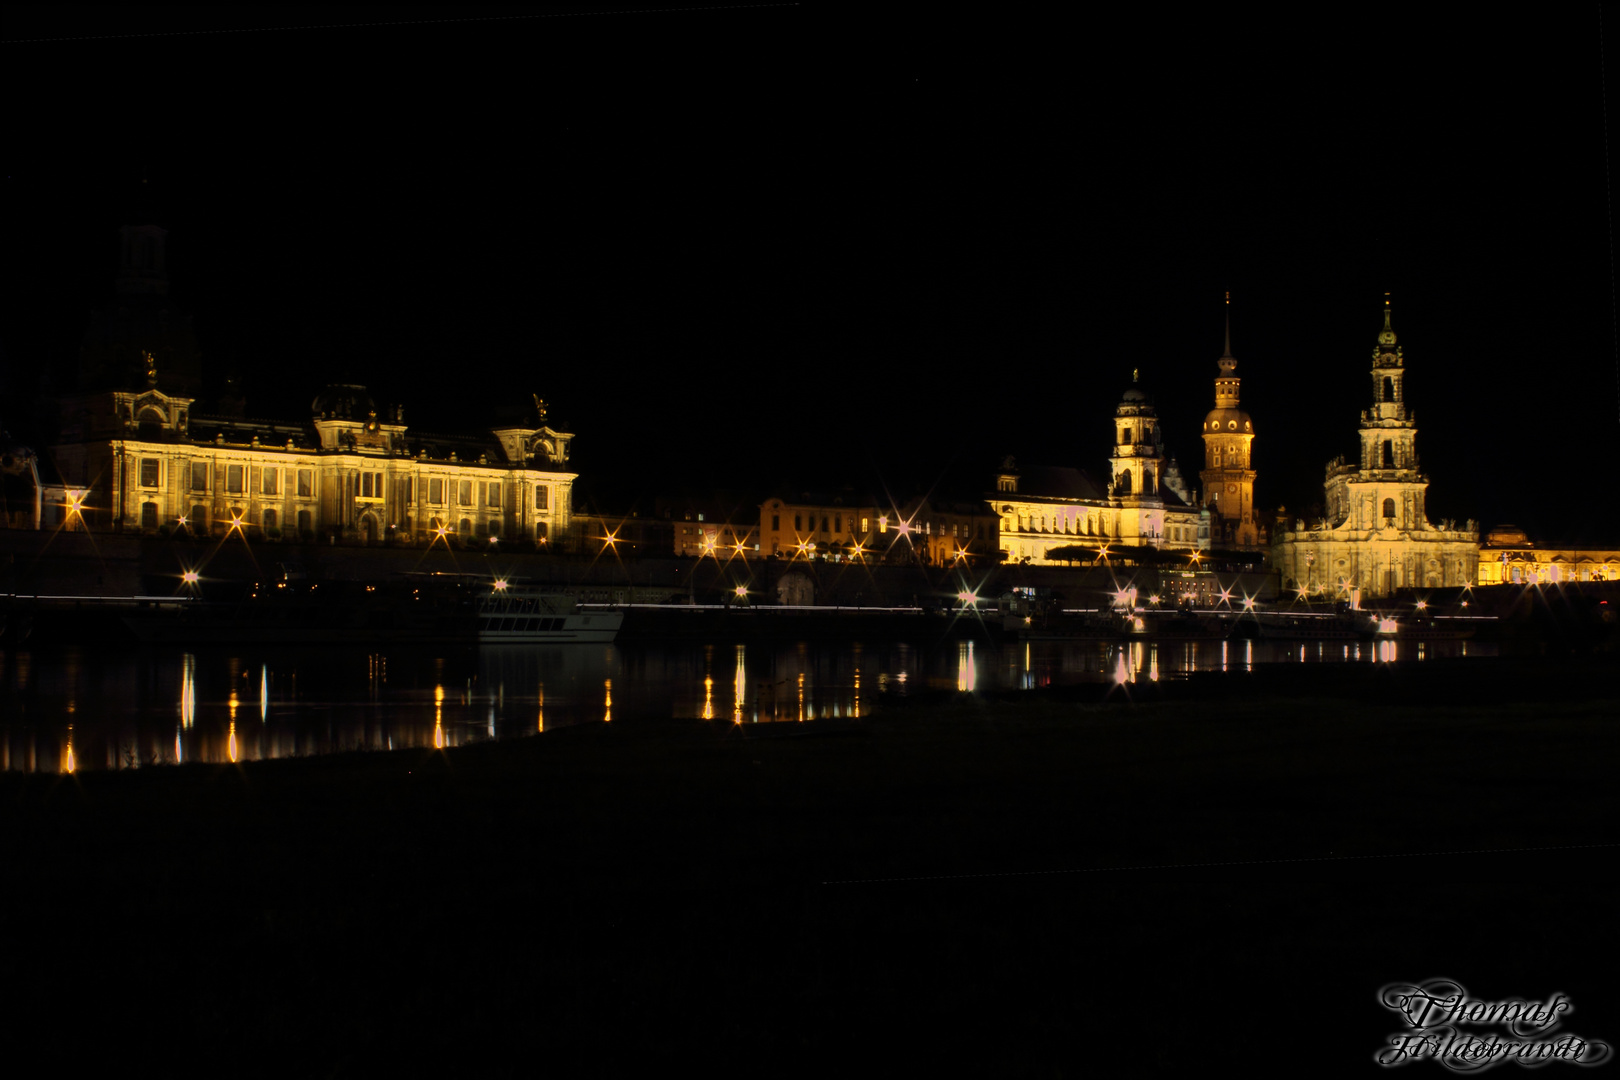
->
<box><xmin>1199</xmin><ymin>293</ymin><xmax>1259</xmax><ymax>548</ymax></box>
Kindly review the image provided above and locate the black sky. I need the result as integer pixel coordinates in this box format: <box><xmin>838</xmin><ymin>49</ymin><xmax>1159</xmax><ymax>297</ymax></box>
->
<box><xmin>4</xmin><ymin>6</ymin><xmax>1617</xmax><ymax>539</ymax></box>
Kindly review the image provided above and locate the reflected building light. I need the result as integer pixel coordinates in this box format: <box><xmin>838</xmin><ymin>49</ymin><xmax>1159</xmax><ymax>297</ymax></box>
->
<box><xmin>798</xmin><ymin>672</ymin><xmax>805</xmax><ymax>722</ymax></box>
<box><xmin>703</xmin><ymin>675</ymin><xmax>714</xmax><ymax>721</ymax></box>
<box><xmin>538</xmin><ymin>683</ymin><xmax>545</xmax><ymax>733</ymax></box>
<box><xmin>1113</xmin><ymin>649</ymin><xmax>1131</xmax><ymax>686</ymax></box>
<box><xmin>181</xmin><ymin>653</ymin><xmax>196</xmax><ymax>729</ymax></box>
<box><xmin>175</xmin><ymin>729</ymin><xmax>183</xmax><ymax>765</ymax></box>
<box><xmin>260</xmin><ymin>665</ymin><xmax>268</xmax><ymax>722</ymax></box>
<box><xmin>1244</xmin><ymin>640</ymin><xmax>1253</xmax><ymax>672</ymax></box>
<box><xmin>733</xmin><ymin>646</ymin><xmax>745</xmax><ymax>725</ymax></box>
<box><xmin>434</xmin><ymin>684</ymin><xmax>444</xmax><ymax>748</ymax></box>
<box><xmin>604</xmin><ymin>679</ymin><xmax>612</xmax><ymax>723</ymax></box>
<box><xmin>1221</xmin><ymin>641</ymin><xmax>1228</xmax><ymax>673</ymax></box>
<box><xmin>228</xmin><ymin>722</ymin><xmax>238</xmax><ymax>764</ymax></box>
<box><xmin>1149</xmin><ymin>643</ymin><xmax>1159</xmax><ymax>682</ymax></box>
<box><xmin>487</xmin><ymin>703</ymin><xmax>495</xmax><ymax>739</ymax></box>
<box><xmin>852</xmin><ymin>666</ymin><xmax>860</xmax><ymax>719</ymax></box>
<box><xmin>63</xmin><ymin>725</ymin><xmax>75</xmax><ymax>775</ymax></box>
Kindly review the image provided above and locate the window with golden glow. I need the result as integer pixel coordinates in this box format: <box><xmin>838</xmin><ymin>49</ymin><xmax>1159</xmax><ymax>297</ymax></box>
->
<box><xmin>191</xmin><ymin>461</ymin><xmax>208</xmax><ymax>491</ymax></box>
<box><xmin>535</xmin><ymin>486</ymin><xmax>548</xmax><ymax>511</ymax></box>
<box><xmin>488</xmin><ymin>482</ymin><xmax>502</xmax><ymax>508</ymax></box>
<box><xmin>140</xmin><ymin>458</ymin><xmax>159</xmax><ymax>487</ymax></box>
<box><xmin>297</xmin><ymin>469</ymin><xmax>313</xmax><ymax>497</ymax></box>
<box><xmin>458</xmin><ymin>480</ymin><xmax>473</xmax><ymax>506</ymax></box>
<box><xmin>227</xmin><ymin>465</ymin><xmax>244</xmax><ymax>494</ymax></box>
<box><xmin>430</xmin><ymin>478</ymin><xmax>444</xmax><ymax>504</ymax></box>
<box><xmin>262</xmin><ymin>469</ymin><xmax>279</xmax><ymax>496</ymax></box>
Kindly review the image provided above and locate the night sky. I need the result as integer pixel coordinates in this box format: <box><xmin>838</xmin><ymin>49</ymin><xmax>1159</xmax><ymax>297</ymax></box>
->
<box><xmin>5</xmin><ymin>7</ymin><xmax>1617</xmax><ymax>540</ymax></box>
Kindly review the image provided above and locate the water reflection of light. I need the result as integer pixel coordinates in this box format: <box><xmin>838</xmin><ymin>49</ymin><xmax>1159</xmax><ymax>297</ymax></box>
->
<box><xmin>1244</xmin><ymin>640</ymin><xmax>1253</xmax><ymax>672</ymax></box>
<box><xmin>487</xmin><ymin>702</ymin><xmax>495</xmax><ymax>739</ymax></box>
<box><xmin>733</xmin><ymin>646</ymin><xmax>745</xmax><ymax>724</ymax></box>
<box><xmin>703</xmin><ymin>676</ymin><xmax>714</xmax><ymax>721</ymax></box>
<box><xmin>797</xmin><ymin>672</ymin><xmax>805</xmax><ymax>722</ymax></box>
<box><xmin>1112</xmin><ymin>648</ymin><xmax>1131</xmax><ymax>685</ymax></box>
<box><xmin>1149</xmin><ymin>643</ymin><xmax>1159</xmax><ymax>682</ymax></box>
<box><xmin>175</xmin><ymin>729</ymin><xmax>182</xmax><ymax>764</ymax></box>
<box><xmin>957</xmin><ymin>641</ymin><xmax>976</xmax><ymax>692</ymax></box>
<box><xmin>63</xmin><ymin>725</ymin><xmax>75</xmax><ymax>774</ymax></box>
<box><xmin>1378</xmin><ymin>640</ymin><xmax>1397</xmax><ymax>664</ymax></box>
<box><xmin>434</xmin><ymin>684</ymin><xmax>445</xmax><ymax>748</ymax></box>
<box><xmin>228</xmin><ymin>722</ymin><xmax>238</xmax><ymax>763</ymax></box>
<box><xmin>537</xmin><ymin>683</ymin><xmax>545</xmax><ymax>733</ymax></box>
<box><xmin>1220</xmin><ymin>641</ymin><xmax>1228</xmax><ymax>672</ymax></box>
<box><xmin>181</xmin><ymin>653</ymin><xmax>196</xmax><ymax>729</ymax></box>
<box><xmin>260</xmin><ymin>665</ymin><xmax>268</xmax><ymax>722</ymax></box>
<box><xmin>604</xmin><ymin>679</ymin><xmax>612</xmax><ymax>723</ymax></box>
<box><xmin>852</xmin><ymin>666</ymin><xmax>860</xmax><ymax>719</ymax></box>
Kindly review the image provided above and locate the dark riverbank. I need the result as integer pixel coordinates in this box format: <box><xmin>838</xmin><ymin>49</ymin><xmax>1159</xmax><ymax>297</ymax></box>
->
<box><xmin>8</xmin><ymin>656</ymin><xmax>1615</xmax><ymax>1076</ymax></box>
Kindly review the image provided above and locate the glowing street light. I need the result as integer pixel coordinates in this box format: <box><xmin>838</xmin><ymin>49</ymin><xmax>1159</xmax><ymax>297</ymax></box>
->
<box><xmin>493</xmin><ymin>579</ymin><xmax>509</xmax><ymax>592</ymax></box>
<box><xmin>734</xmin><ymin>584</ymin><xmax>748</xmax><ymax>600</ymax></box>
<box><xmin>182</xmin><ymin>570</ymin><xmax>200</xmax><ymax>585</ymax></box>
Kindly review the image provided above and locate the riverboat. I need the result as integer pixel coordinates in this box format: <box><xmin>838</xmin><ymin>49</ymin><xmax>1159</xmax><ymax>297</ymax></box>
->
<box><xmin>476</xmin><ymin>589</ymin><xmax>622</xmax><ymax>644</ymax></box>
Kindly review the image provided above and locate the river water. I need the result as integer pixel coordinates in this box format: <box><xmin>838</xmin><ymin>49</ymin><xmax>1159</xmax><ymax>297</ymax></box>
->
<box><xmin>0</xmin><ymin>636</ymin><xmax>1492</xmax><ymax>773</ymax></box>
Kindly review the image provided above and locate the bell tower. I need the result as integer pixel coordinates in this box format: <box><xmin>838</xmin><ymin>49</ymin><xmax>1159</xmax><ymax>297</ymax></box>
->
<box><xmin>1199</xmin><ymin>292</ymin><xmax>1258</xmax><ymax>547</ymax></box>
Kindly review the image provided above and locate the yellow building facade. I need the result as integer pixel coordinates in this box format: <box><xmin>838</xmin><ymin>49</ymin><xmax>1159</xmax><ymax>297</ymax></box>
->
<box><xmin>994</xmin><ymin>376</ymin><xmax>1206</xmax><ymax>565</ymax></box>
<box><xmin>1272</xmin><ymin>300</ymin><xmax>1477</xmax><ymax>599</ymax></box>
<box><xmin>1475</xmin><ymin>526</ymin><xmax>1620</xmax><ymax>585</ymax></box>
<box><xmin>45</xmin><ymin>380</ymin><xmax>576</xmax><ymax>546</ymax></box>
<box><xmin>759</xmin><ymin>493</ymin><xmax>997</xmax><ymax>565</ymax></box>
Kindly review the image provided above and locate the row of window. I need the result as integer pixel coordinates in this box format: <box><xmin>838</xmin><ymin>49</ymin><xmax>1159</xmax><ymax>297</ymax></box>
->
<box><xmin>139</xmin><ymin>458</ymin><xmax>554</xmax><ymax>509</ymax></box>
<box><xmin>769</xmin><ymin>513</ymin><xmax>984</xmax><ymax>538</ymax></box>
<box><xmin>132</xmin><ymin>504</ymin><xmax>553</xmax><ymax>540</ymax></box>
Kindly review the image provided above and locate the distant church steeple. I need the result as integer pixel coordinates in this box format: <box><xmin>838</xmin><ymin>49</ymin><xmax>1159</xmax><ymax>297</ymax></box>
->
<box><xmin>1200</xmin><ymin>291</ymin><xmax>1259</xmax><ymax>548</ymax></box>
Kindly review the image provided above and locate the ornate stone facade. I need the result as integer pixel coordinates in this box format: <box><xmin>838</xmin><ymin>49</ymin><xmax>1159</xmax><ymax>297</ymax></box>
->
<box><xmin>1475</xmin><ymin>526</ymin><xmax>1620</xmax><ymax>584</ymax></box>
<box><xmin>1199</xmin><ymin>296</ymin><xmax>1261</xmax><ymax>548</ymax></box>
<box><xmin>1272</xmin><ymin>300</ymin><xmax>1477</xmax><ymax>600</ymax></box>
<box><xmin>45</xmin><ymin>381</ymin><xmax>576</xmax><ymax>546</ymax></box>
<box><xmin>994</xmin><ymin>375</ymin><xmax>1206</xmax><ymax>565</ymax></box>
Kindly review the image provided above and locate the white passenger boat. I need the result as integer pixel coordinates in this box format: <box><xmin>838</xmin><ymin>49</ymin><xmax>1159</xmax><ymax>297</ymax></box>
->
<box><xmin>476</xmin><ymin>590</ymin><xmax>622</xmax><ymax>644</ymax></box>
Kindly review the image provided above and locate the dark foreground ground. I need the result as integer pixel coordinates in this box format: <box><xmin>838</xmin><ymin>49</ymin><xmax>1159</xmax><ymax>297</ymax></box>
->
<box><xmin>6</xmin><ymin>656</ymin><xmax>1617</xmax><ymax>1077</ymax></box>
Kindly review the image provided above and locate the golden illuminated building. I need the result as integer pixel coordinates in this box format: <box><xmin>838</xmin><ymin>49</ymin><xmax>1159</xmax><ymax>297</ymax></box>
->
<box><xmin>1475</xmin><ymin>526</ymin><xmax>1618</xmax><ymax>585</ymax></box>
<box><xmin>34</xmin><ymin>226</ymin><xmax>578</xmax><ymax>545</ymax></box>
<box><xmin>44</xmin><ymin>381</ymin><xmax>576</xmax><ymax>545</ymax></box>
<box><xmin>758</xmin><ymin>492</ymin><xmax>996</xmax><ymax>566</ymax></box>
<box><xmin>993</xmin><ymin>373</ymin><xmax>1206</xmax><ymax>565</ymax></box>
<box><xmin>1200</xmin><ymin>295</ymin><xmax>1261</xmax><ymax>548</ymax></box>
<box><xmin>1272</xmin><ymin>298</ymin><xmax>1478</xmax><ymax>599</ymax></box>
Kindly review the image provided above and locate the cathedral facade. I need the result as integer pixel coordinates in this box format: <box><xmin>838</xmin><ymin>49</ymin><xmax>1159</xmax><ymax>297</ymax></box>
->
<box><xmin>1271</xmin><ymin>300</ymin><xmax>1477</xmax><ymax>600</ymax></box>
<box><xmin>993</xmin><ymin>374</ymin><xmax>1207</xmax><ymax>565</ymax></box>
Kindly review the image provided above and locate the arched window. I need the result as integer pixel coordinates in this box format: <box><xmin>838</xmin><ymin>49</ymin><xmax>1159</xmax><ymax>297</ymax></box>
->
<box><xmin>1383</xmin><ymin>498</ymin><xmax>1396</xmax><ymax>519</ymax></box>
<box><xmin>1119</xmin><ymin>470</ymin><xmax>1133</xmax><ymax>494</ymax></box>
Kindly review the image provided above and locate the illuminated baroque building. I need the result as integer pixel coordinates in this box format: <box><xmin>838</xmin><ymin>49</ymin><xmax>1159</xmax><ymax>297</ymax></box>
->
<box><xmin>993</xmin><ymin>373</ymin><xmax>1206</xmax><ymax>565</ymax></box>
<box><xmin>1475</xmin><ymin>526</ymin><xmax>1619</xmax><ymax>585</ymax></box>
<box><xmin>38</xmin><ymin>226</ymin><xmax>577</xmax><ymax>545</ymax></box>
<box><xmin>1272</xmin><ymin>299</ymin><xmax>1477</xmax><ymax>599</ymax></box>
<box><xmin>1200</xmin><ymin>295</ymin><xmax>1261</xmax><ymax>548</ymax></box>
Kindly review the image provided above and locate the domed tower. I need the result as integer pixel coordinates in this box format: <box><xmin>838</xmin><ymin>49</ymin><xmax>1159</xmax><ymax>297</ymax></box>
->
<box><xmin>1199</xmin><ymin>293</ymin><xmax>1258</xmax><ymax>547</ymax></box>
<box><xmin>1109</xmin><ymin>370</ymin><xmax>1164</xmax><ymax>500</ymax></box>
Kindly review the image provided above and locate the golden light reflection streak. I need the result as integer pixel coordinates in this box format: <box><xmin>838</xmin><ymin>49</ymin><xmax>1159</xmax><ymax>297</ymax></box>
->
<box><xmin>227</xmin><ymin>690</ymin><xmax>239</xmax><ymax>763</ymax></box>
<box><xmin>260</xmin><ymin>665</ymin><xmax>268</xmax><ymax>722</ymax></box>
<box><xmin>537</xmin><ymin>683</ymin><xmax>544</xmax><ymax>733</ymax></box>
<box><xmin>63</xmin><ymin>724</ymin><xmax>75</xmax><ymax>774</ymax></box>
<box><xmin>733</xmin><ymin>645</ymin><xmax>745</xmax><ymax>724</ymax></box>
<box><xmin>181</xmin><ymin>653</ymin><xmax>196</xmax><ymax>729</ymax></box>
<box><xmin>434</xmin><ymin>684</ymin><xmax>445</xmax><ymax>749</ymax></box>
<box><xmin>853</xmin><ymin>666</ymin><xmax>860</xmax><ymax>719</ymax></box>
<box><xmin>604</xmin><ymin>678</ymin><xmax>612</xmax><ymax>723</ymax></box>
<box><xmin>797</xmin><ymin>672</ymin><xmax>804</xmax><ymax>722</ymax></box>
<box><xmin>703</xmin><ymin>675</ymin><xmax>714</xmax><ymax>721</ymax></box>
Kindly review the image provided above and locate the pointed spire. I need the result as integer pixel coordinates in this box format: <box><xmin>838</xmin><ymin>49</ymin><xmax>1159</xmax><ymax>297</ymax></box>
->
<box><xmin>1222</xmin><ymin>290</ymin><xmax>1233</xmax><ymax>358</ymax></box>
<box><xmin>1378</xmin><ymin>291</ymin><xmax>1397</xmax><ymax>346</ymax></box>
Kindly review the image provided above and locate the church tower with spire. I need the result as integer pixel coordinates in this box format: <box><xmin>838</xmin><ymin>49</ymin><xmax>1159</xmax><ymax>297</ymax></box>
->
<box><xmin>1271</xmin><ymin>295</ymin><xmax>1479</xmax><ymax>600</ymax></box>
<box><xmin>1199</xmin><ymin>292</ymin><xmax>1259</xmax><ymax>548</ymax></box>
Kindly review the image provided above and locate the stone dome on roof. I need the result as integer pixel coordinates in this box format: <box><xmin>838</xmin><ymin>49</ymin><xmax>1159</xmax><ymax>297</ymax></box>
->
<box><xmin>1203</xmin><ymin>406</ymin><xmax>1253</xmax><ymax>433</ymax></box>
<box><xmin>312</xmin><ymin>384</ymin><xmax>376</xmax><ymax>420</ymax></box>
